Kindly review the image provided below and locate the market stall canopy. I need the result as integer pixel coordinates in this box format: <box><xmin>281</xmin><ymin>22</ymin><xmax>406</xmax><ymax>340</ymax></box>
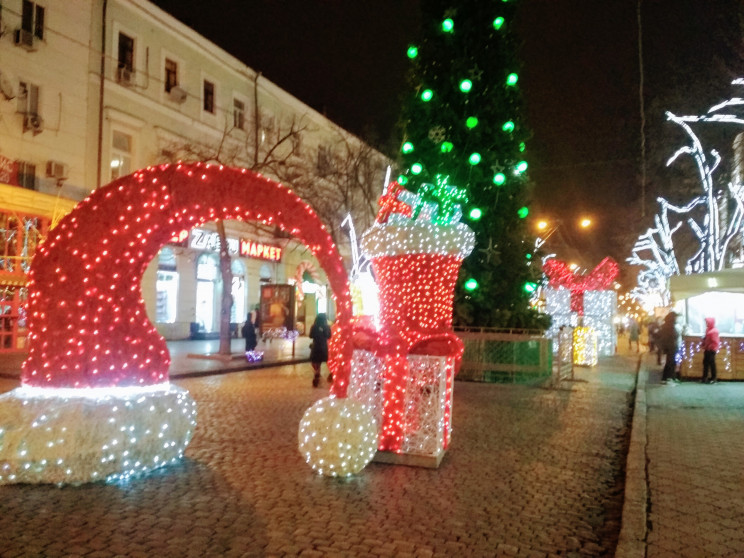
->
<box><xmin>670</xmin><ymin>269</ymin><xmax>744</xmax><ymax>301</ymax></box>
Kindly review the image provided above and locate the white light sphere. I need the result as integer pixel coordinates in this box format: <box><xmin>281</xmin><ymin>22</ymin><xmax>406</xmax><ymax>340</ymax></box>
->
<box><xmin>298</xmin><ymin>396</ymin><xmax>378</xmax><ymax>477</ymax></box>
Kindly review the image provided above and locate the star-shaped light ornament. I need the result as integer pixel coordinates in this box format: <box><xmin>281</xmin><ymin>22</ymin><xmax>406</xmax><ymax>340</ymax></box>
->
<box><xmin>479</xmin><ymin>237</ymin><xmax>500</xmax><ymax>264</ymax></box>
<box><xmin>468</xmin><ymin>66</ymin><xmax>484</xmax><ymax>81</ymax></box>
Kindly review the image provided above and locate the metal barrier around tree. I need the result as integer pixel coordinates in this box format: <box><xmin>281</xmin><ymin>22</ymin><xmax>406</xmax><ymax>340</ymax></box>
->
<box><xmin>455</xmin><ymin>327</ymin><xmax>554</xmax><ymax>383</ymax></box>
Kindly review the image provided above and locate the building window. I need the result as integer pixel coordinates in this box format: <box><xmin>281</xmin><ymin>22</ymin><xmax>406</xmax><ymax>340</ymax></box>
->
<box><xmin>17</xmin><ymin>161</ymin><xmax>35</xmax><ymax>190</ymax></box>
<box><xmin>317</xmin><ymin>145</ymin><xmax>333</xmax><ymax>175</ymax></box>
<box><xmin>18</xmin><ymin>82</ymin><xmax>39</xmax><ymax>115</ymax></box>
<box><xmin>231</xmin><ymin>258</ymin><xmax>246</xmax><ymax>323</ymax></box>
<box><xmin>233</xmin><ymin>99</ymin><xmax>245</xmax><ymax>129</ymax></box>
<box><xmin>164</xmin><ymin>58</ymin><xmax>178</xmax><ymax>93</ymax></box>
<box><xmin>110</xmin><ymin>130</ymin><xmax>132</xmax><ymax>180</ymax></box>
<box><xmin>117</xmin><ymin>32</ymin><xmax>134</xmax><ymax>83</ymax></box>
<box><xmin>203</xmin><ymin>80</ymin><xmax>215</xmax><ymax>113</ymax></box>
<box><xmin>21</xmin><ymin>0</ymin><xmax>44</xmax><ymax>40</ymax></box>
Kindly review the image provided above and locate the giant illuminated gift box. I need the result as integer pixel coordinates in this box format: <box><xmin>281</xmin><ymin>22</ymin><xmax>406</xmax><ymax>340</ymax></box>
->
<box><xmin>573</xmin><ymin>326</ymin><xmax>599</xmax><ymax>367</ymax></box>
<box><xmin>348</xmin><ymin>181</ymin><xmax>475</xmax><ymax>467</ymax></box>
<box><xmin>543</xmin><ymin>258</ymin><xmax>619</xmax><ymax>362</ymax></box>
<box><xmin>583</xmin><ymin>290</ymin><xmax>617</xmax><ymax>356</ymax></box>
<box><xmin>544</xmin><ymin>287</ymin><xmax>577</xmax><ymax>343</ymax></box>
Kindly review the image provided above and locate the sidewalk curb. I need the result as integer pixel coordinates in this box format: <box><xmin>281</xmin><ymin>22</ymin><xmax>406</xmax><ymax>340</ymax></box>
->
<box><xmin>615</xmin><ymin>354</ymin><xmax>648</xmax><ymax>558</ymax></box>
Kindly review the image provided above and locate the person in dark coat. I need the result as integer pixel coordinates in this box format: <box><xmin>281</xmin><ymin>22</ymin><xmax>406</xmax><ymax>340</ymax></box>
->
<box><xmin>242</xmin><ymin>311</ymin><xmax>257</xmax><ymax>352</ymax></box>
<box><xmin>309</xmin><ymin>313</ymin><xmax>332</xmax><ymax>387</ymax></box>
<box><xmin>659</xmin><ymin>311</ymin><xmax>681</xmax><ymax>385</ymax></box>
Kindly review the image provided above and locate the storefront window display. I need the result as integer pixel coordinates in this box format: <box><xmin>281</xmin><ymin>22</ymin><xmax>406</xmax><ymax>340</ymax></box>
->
<box><xmin>231</xmin><ymin>258</ymin><xmax>246</xmax><ymax>323</ymax></box>
<box><xmin>196</xmin><ymin>253</ymin><xmax>219</xmax><ymax>332</ymax></box>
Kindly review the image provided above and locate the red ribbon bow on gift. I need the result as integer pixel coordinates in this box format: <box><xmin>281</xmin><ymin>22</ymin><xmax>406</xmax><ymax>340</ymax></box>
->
<box><xmin>543</xmin><ymin>257</ymin><xmax>619</xmax><ymax>315</ymax></box>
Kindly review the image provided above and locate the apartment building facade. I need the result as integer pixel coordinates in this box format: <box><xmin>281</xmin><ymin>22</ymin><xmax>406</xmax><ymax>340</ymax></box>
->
<box><xmin>0</xmin><ymin>0</ymin><xmax>388</xmax><ymax>350</ymax></box>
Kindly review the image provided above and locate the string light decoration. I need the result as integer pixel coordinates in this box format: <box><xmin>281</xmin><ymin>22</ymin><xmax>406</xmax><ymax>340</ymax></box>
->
<box><xmin>573</xmin><ymin>326</ymin><xmax>598</xmax><ymax>367</ymax></box>
<box><xmin>0</xmin><ymin>163</ymin><xmax>356</xmax><ymax>484</ymax></box>
<box><xmin>298</xmin><ymin>397</ymin><xmax>378</xmax><ymax>478</ymax></box>
<box><xmin>344</xmin><ymin>184</ymin><xmax>474</xmax><ymax>462</ymax></box>
<box><xmin>629</xmin><ymin>79</ymin><xmax>744</xmax><ymax>309</ymax></box>
<box><xmin>583</xmin><ymin>290</ymin><xmax>617</xmax><ymax>357</ymax></box>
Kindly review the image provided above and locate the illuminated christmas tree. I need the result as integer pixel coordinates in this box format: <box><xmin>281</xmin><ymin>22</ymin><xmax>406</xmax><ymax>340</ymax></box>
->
<box><xmin>397</xmin><ymin>0</ymin><xmax>544</xmax><ymax>328</ymax></box>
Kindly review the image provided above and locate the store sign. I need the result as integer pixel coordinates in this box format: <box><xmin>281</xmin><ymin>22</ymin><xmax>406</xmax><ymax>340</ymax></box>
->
<box><xmin>240</xmin><ymin>239</ymin><xmax>282</xmax><ymax>262</ymax></box>
<box><xmin>189</xmin><ymin>229</ymin><xmax>239</xmax><ymax>255</ymax></box>
<box><xmin>0</xmin><ymin>155</ymin><xmax>17</xmax><ymax>185</ymax></box>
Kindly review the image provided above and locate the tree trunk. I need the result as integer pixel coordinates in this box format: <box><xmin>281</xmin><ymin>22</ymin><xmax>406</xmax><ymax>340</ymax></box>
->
<box><xmin>216</xmin><ymin>220</ymin><xmax>233</xmax><ymax>356</ymax></box>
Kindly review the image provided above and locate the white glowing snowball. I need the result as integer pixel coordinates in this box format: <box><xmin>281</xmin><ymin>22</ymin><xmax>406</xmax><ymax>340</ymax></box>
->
<box><xmin>298</xmin><ymin>397</ymin><xmax>378</xmax><ymax>477</ymax></box>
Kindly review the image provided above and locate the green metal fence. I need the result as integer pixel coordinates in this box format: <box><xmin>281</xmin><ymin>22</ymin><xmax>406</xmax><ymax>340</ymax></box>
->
<box><xmin>455</xmin><ymin>328</ymin><xmax>553</xmax><ymax>384</ymax></box>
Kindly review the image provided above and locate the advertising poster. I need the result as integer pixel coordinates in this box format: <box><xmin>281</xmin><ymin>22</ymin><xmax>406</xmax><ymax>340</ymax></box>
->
<box><xmin>259</xmin><ymin>284</ymin><xmax>295</xmax><ymax>332</ymax></box>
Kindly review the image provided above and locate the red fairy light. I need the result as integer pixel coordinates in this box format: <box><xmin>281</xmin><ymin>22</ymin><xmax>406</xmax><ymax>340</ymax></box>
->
<box><xmin>23</xmin><ymin>164</ymin><xmax>353</xmax><ymax>389</ymax></box>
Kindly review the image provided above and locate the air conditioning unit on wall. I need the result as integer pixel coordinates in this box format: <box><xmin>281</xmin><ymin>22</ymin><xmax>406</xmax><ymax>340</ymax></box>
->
<box><xmin>117</xmin><ymin>66</ymin><xmax>134</xmax><ymax>86</ymax></box>
<box><xmin>14</xmin><ymin>28</ymin><xmax>36</xmax><ymax>51</ymax></box>
<box><xmin>23</xmin><ymin>112</ymin><xmax>43</xmax><ymax>135</ymax></box>
<box><xmin>168</xmin><ymin>86</ymin><xmax>187</xmax><ymax>103</ymax></box>
<box><xmin>46</xmin><ymin>160</ymin><xmax>69</xmax><ymax>180</ymax></box>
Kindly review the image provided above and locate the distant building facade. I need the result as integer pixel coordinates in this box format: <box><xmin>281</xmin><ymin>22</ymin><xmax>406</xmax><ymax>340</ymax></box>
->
<box><xmin>0</xmin><ymin>0</ymin><xmax>388</xmax><ymax>350</ymax></box>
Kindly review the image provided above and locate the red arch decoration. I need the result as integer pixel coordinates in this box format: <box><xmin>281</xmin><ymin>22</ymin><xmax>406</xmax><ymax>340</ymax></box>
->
<box><xmin>23</xmin><ymin>163</ymin><xmax>353</xmax><ymax>391</ymax></box>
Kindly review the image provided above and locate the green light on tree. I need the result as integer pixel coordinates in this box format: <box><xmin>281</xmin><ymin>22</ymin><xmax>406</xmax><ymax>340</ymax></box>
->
<box><xmin>464</xmin><ymin>278</ymin><xmax>479</xmax><ymax>292</ymax></box>
<box><xmin>459</xmin><ymin>79</ymin><xmax>473</xmax><ymax>93</ymax></box>
<box><xmin>469</xmin><ymin>153</ymin><xmax>481</xmax><ymax>165</ymax></box>
<box><xmin>398</xmin><ymin>175</ymin><xmax>408</xmax><ymax>185</ymax></box>
<box><xmin>515</xmin><ymin>160</ymin><xmax>528</xmax><ymax>173</ymax></box>
<box><xmin>469</xmin><ymin>207</ymin><xmax>483</xmax><ymax>220</ymax></box>
<box><xmin>506</xmin><ymin>73</ymin><xmax>519</xmax><ymax>86</ymax></box>
<box><xmin>407</xmin><ymin>45</ymin><xmax>419</xmax><ymax>59</ymax></box>
<box><xmin>441</xmin><ymin>141</ymin><xmax>454</xmax><ymax>153</ymax></box>
<box><xmin>517</xmin><ymin>206</ymin><xmax>529</xmax><ymax>219</ymax></box>
<box><xmin>411</xmin><ymin>163</ymin><xmax>424</xmax><ymax>175</ymax></box>
<box><xmin>421</xmin><ymin>89</ymin><xmax>434</xmax><ymax>102</ymax></box>
<box><xmin>519</xmin><ymin>142</ymin><xmax>526</xmax><ymax>152</ymax></box>
<box><xmin>493</xmin><ymin>17</ymin><xmax>504</xmax><ymax>30</ymax></box>
<box><xmin>442</xmin><ymin>18</ymin><xmax>454</xmax><ymax>33</ymax></box>
<box><xmin>523</xmin><ymin>281</ymin><xmax>537</xmax><ymax>293</ymax></box>
<box><xmin>493</xmin><ymin>173</ymin><xmax>506</xmax><ymax>186</ymax></box>
<box><xmin>466</xmin><ymin>116</ymin><xmax>479</xmax><ymax>129</ymax></box>
<box><xmin>502</xmin><ymin>121</ymin><xmax>515</xmax><ymax>133</ymax></box>
<box><xmin>401</xmin><ymin>141</ymin><xmax>414</xmax><ymax>154</ymax></box>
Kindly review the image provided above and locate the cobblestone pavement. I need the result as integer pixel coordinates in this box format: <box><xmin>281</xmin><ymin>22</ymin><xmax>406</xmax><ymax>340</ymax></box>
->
<box><xmin>0</xmin><ymin>355</ymin><xmax>635</xmax><ymax>558</ymax></box>
<box><xmin>644</xmin><ymin>361</ymin><xmax>744</xmax><ymax>558</ymax></box>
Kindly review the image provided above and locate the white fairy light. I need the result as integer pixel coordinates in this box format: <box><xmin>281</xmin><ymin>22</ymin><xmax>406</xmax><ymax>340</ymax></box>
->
<box><xmin>0</xmin><ymin>383</ymin><xmax>196</xmax><ymax>485</ymax></box>
<box><xmin>629</xmin><ymin>78</ymin><xmax>744</xmax><ymax>307</ymax></box>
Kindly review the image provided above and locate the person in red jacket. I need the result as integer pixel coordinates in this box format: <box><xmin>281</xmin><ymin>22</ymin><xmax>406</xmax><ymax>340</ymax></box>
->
<box><xmin>702</xmin><ymin>317</ymin><xmax>721</xmax><ymax>384</ymax></box>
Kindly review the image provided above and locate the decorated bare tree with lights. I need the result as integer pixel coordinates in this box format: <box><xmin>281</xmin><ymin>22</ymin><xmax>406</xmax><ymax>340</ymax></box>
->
<box><xmin>630</xmin><ymin>79</ymin><xmax>744</xmax><ymax>308</ymax></box>
<box><xmin>397</xmin><ymin>0</ymin><xmax>544</xmax><ymax>329</ymax></box>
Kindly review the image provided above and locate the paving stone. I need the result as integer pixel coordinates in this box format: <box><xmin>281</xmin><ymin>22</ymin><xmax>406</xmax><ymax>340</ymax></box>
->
<box><xmin>0</xmin><ymin>357</ymin><xmax>634</xmax><ymax>557</ymax></box>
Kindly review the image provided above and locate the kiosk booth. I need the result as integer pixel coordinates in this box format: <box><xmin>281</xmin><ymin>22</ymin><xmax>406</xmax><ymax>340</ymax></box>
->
<box><xmin>670</xmin><ymin>269</ymin><xmax>744</xmax><ymax>380</ymax></box>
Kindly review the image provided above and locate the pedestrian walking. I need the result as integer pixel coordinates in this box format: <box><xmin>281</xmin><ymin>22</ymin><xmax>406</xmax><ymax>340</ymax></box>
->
<box><xmin>628</xmin><ymin>320</ymin><xmax>641</xmax><ymax>352</ymax></box>
<box><xmin>242</xmin><ymin>311</ymin><xmax>257</xmax><ymax>353</ymax></box>
<box><xmin>309</xmin><ymin>313</ymin><xmax>332</xmax><ymax>387</ymax></box>
<box><xmin>660</xmin><ymin>312</ymin><xmax>681</xmax><ymax>385</ymax></box>
<box><xmin>647</xmin><ymin>319</ymin><xmax>662</xmax><ymax>365</ymax></box>
<box><xmin>701</xmin><ymin>316</ymin><xmax>720</xmax><ymax>384</ymax></box>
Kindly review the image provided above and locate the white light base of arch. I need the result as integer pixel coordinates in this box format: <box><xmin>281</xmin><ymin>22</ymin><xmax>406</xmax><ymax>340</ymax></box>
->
<box><xmin>0</xmin><ymin>383</ymin><xmax>197</xmax><ymax>485</ymax></box>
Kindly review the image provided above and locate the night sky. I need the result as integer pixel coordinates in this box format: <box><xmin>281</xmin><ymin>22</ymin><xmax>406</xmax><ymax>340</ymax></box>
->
<box><xmin>150</xmin><ymin>0</ymin><xmax>743</xmax><ymax>286</ymax></box>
